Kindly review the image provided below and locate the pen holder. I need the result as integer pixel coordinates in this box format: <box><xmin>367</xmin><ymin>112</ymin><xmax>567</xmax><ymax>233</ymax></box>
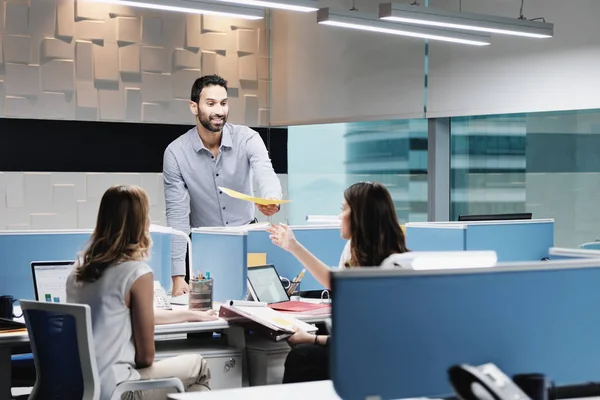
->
<box><xmin>189</xmin><ymin>278</ymin><xmax>213</xmax><ymax>311</ymax></box>
<box><xmin>288</xmin><ymin>280</ymin><xmax>301</xmax><ymax>298</ymax></box>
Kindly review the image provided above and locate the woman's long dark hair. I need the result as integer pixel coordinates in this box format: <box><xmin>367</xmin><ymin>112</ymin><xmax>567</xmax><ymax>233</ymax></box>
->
<box><xmin>75</xmin><ymin>185</ymin><xmax>152</xmax><ymax>283</ymax></box>
<box><xmin>345</xmin><ymin>182</ymin><xmax>409</xmax><ymax>267</ymax></box>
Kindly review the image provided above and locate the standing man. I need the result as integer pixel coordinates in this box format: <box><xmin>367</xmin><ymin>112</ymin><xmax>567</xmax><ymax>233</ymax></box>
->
<box><xmin>163</xmin><ymin>75</ymin><xmax>282</xmax><ymax>296</ymax></box>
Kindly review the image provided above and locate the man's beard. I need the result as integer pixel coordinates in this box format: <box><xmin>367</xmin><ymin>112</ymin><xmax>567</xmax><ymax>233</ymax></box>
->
<box><xmin>199</xmin><ymin>112</ymin><xmax>227</xmax><ymax>133</ymax></box>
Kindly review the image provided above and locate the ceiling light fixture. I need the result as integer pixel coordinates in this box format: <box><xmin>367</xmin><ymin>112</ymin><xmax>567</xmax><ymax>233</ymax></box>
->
<box><xmin>86</xmin><ymin>0</ymin><xmax>264</xmax><ymax>19</ymax></box>
<box><xmin>317</xmin><ymin>8</ymin><xmax>491</xmax><ymax>46</ymax></box>
<box><xmin>212</xmin><ymin>0</ymin><xmax>319</xmax><ymax>13</ymax></box>
<box><xmin>379</xmin><ymin>3</ymin><xmax>553</xmax><ymax>39</ymax></box>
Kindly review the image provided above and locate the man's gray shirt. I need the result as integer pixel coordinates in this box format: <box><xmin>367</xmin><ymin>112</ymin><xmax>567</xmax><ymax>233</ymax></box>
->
<box><xmin>163</xmin><ymin>123</ymin><xmax>282</xmax><ymax>276</ymax></box>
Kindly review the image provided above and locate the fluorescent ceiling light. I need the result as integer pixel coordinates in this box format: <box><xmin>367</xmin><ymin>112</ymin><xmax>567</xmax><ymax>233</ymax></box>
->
<box><xmin>317</xmin><ymin>8</ymin><xmax>491</xmax><ymax>46</ymax></box>
<box><xmin>213</xmin><ymin>0</ymin><xmax>318</xmax><ymax>12</ymax></box>
<box><xmin>379</xmin><ymin>3</ymin><xmax>553</xmax><ymax>39</ymax></box>
<box><xmin>86</xmin><ymin>0</ymin><xmax>264</xmax><ymax>19</ymax></box>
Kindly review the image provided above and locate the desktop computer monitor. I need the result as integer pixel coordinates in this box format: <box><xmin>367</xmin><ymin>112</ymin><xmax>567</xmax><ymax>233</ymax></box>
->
<box><xmin>457</xmin><ymin>212</ymin><xmax>532</xmax><ymax>222</ymax></box>
<box><xmin>31</xmin><ymin>261</ymin><xmax>74</xmax><ymax>303</ymax></box>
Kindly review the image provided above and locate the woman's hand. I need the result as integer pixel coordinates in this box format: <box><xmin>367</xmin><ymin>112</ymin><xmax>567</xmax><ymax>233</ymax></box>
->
<box><xmin>267</xmin><ymin>223</ymin><xmax>298</xmax><ymax>252</ymax></box>
<box><xmin>187</xmin><ymin>309</ymin><xmax>219</xmax><ymax>322</ymax></box>
<box><xmin>287</xmin><ymin>327</ymin><xmax>315</xmax><ymax>346</ymax></box>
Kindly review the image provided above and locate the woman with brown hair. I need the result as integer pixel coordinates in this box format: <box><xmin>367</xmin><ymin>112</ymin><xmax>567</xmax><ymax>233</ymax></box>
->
<box><xmin>66</xmin><ymin>185</ymin><xmax>217</xmax><ymax>400</ymax></box>
<box><xmin>267</xmin><ymin>181</ymin><xmax>409</xmax><ymax>384</ymax></box>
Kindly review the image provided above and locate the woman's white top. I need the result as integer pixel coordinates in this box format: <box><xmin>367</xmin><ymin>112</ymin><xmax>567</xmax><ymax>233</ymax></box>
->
<box><xmin>66</xmin><ymin>260</ymin><xmax>153</xmax><ymax>400</ymax></box>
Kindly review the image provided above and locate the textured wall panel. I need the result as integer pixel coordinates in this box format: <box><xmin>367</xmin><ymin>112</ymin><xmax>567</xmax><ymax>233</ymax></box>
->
<box><xmin>41</xmin><ymin>60</ymin><xmax>75</xmax><ymax>92</ymax></box>
<box><xmin>98</xmin><ymin>89</ymin><xmax>125</xmax><ymax>121</ymax></box>
<box><xmin>185</xmin><ymin>14</ymin><xmax>201</xmax><ymax>49</ymax></box>
<box><xmin>3</xmin><ymin>35</ymin><xmax>30</xmax><ymax>64</ymax></box>
<box><xmin>43</xmin><ymin>38</ymin><xmax>75</xmax><ymax>60</ymax></box>
<box><xmin>0</xmin><ymin>0</ymin><xmax>268</xmax><ymax>125</ymax></box>
<box><xmin>93</xmin><ymin>42</ymin><xmax>120</xmax><ymax>82</ymax></box>
<box><xmin>237</xmin><ymin>29</ymin><xmax>257</xmax><ymax>54</ymax></box>
<box><xmin>239</xmin><ymin>54</ymin><xmax>257</xmax><ymax>82</ymax></box>
<box><xmin>244</xmin><ymin>94</ymin><xmax>259</xmax><ymax>126</ymax></box>
<box><xmin>141</xmin><ymin>46</ymin><xmax>167</xmax><ymax>73</ymax></box>
<box><xmin>172</xmin><ymin>69</ymin><xmax>200</xmax><ymax>100</ymax></box>
<box><xmin>76</xmin><ymin>80</ymin><xmax>98</xmax><ymax>108</ymax></box>
<box><xmin>4</xmin><ymin>2</ymin><xmax>29</xmax><ymax>35</ymax></box>
<box><xmin>119</xmin><ymin>44</ymin><xmax>141</xmax><ymax>74</ymax></box>
<box><xmin>5</xmin><ymin>64</ymin><xmax>39</xmax><ymax>97</ymax></box>
<box><xmin>202</xmin><ymin>51</ymin><xmax>218</xmax><ymax>76</ymax></box>
<box><xmin>116</xmin><ymin>17</ymin><xmax>141</xmax><ymax>44</ymax></box>
<box><xmin>56</xmin><ymin>0</ymin><xmax>75</xmax><ymax>39</ymax></box>
<box><xmin>173</xmin><ymin>49</ymin><xmax>200</xmax><ymax>70</ymax></box>
<box><xmin>76</xmin><ymin>41</ymin><xmax>94</xmax><ymax>79</ymax></box>
<box><xmin>142</xmin><ymin>16</ymin><xmax>162</xmax><ymax>46</ymax></box>
<box><xmin>0</xmin><ymin>171</ymin><xmax>288</xmax><ymax>230</ymax></box>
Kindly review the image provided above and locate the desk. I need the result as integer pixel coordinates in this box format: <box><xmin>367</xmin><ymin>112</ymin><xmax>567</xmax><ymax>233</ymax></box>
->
<box><xmin>1</xmin><ymin>306</ymin><xmax>330</xmax><ymax>398</ymax></box>
<box><xmin>167</xmin><ymin>380</ymin><xmax>341</xmax><ymax>399</ymax></box>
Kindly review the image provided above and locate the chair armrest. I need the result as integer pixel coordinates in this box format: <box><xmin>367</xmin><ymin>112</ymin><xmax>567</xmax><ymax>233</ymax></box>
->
<box><xmin>110</xmin><ymin>377</ymin><xmax>185</xmax><ymax>399</ymax></box>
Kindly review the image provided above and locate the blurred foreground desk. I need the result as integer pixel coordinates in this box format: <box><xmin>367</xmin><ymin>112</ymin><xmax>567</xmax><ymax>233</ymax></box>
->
<box><xmin>168</xmin><ymin>380</ymin><xmax>341</xmax><ymax>399</ymax></box>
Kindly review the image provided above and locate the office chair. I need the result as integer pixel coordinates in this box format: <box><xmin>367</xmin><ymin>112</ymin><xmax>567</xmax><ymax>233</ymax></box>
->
<box><xmin>20</xmin><ymin>300</ymin><xmax>184</xmax><ymax>400</ymax></box>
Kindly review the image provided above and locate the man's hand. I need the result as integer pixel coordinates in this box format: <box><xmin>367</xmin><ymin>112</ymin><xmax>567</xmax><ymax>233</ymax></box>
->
<box><xmin>172</xmin><ymin>276</ymin><xmax>189</xmax><ymax>296</ymax></box>
<box><xmin>257</xmin><ymin>198</ymin><xmax>280</xmax><ymax>217</ymax></box>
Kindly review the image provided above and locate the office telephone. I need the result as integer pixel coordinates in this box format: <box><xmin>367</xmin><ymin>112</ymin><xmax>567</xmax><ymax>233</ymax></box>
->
<box><xmin>448</xmin><ymin>363</ymin><xmax>532</xmax><ymax>400</ymax></box>
<box><xmin>154</xmin><ymin>281</ymin><xmax>172</xmax><ymax>310</ymax></box>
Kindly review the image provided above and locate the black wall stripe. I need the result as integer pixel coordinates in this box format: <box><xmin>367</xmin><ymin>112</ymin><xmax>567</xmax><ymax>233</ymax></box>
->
<box><xmin>0</xmin><ymin>118</ymin><xmax>288</xmax><ymax>174</ymax></box>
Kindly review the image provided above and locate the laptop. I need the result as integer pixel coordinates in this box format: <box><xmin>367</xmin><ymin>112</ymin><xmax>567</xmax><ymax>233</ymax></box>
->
<box><xmin>247</xmin><ymin>264</ymin><xmax>290</xmax><ymax>305</ymax></box>
<box><xmin>247</xmin><ymin>265</ymin><xmax>330</xmax><ymax>314</ymax></box>
<box><xmin>31</xmin><ymin>261</ymin><xmax>74</xmax><ymax>303</ymax></box>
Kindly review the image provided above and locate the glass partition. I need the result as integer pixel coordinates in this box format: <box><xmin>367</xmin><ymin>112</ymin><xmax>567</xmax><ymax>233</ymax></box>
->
<box><xmin>286</xmin><ymin>118</ymin><xmax>428</xmax><ymax>225</ymax></box>
<box><xmin>450</xmin><ymin>109</ymin><xmax>600</xmax><ymax>247</ymax></box>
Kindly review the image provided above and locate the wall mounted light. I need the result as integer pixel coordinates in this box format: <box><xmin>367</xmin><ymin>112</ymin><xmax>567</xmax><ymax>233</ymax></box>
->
<box><xmin>317</xmin><ymin>8</ymin><xmax>491</xmax><ymax>46</ymax></box>
<box><xmin>379</xmin><ymin>3</ymin><xmax>553</xmax><ymax>39</ymax></box>
<box><xmin>86</xmin><ymin>0</ymin><xmax>264</xmax><ymax>19</ymax></box>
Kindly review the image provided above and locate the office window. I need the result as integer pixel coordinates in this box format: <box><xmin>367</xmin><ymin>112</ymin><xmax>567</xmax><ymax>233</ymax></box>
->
<box><xmin>450</xmin><ymin>109</ymin><xmax>600</xmax><ymax>247</ymax></box>
<box><xmin>286</xmin><ymin>119</ymin><xmax>428</xmax><ymax>225</ymax></box>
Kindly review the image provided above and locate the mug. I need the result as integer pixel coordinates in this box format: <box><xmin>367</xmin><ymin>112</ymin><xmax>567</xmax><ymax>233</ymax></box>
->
<box><xmin>0</xmin><ymin>295</ymin><xmax>23</xmax><ymax>319</ymax></box>
<box><xmin>513</xmin><ymin>373</ymin><xmax>556</xmax><ymax>400</ymax></box>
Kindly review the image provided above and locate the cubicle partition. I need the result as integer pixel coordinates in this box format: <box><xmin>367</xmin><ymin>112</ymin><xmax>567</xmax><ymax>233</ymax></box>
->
<box><xmin>548</xmin><ymin>247</ymin><xmax>600</xmax><ymax>260</ymax></box>
<box><xmin>191</xmin><ymin>228</ymin><xmax>248</xmax><ymax>303</ymax></box>
<box><xmin>0</xmin><ymin>230</ymin><xmax>172</xmax><ymax>301</ymax></box>
<box><xmin>246</xmin><ymin>225</ymin><xmax>346</xmax><ymax>291</ymax></box>
<box><xmin>405</xmin><ymin>219</ymin><xmax>554</xmax><ymax>262</ymax></box>
<box><xmin>190</xmin><ymin>224</ymin><xmax>346</xmax><ymax>301</ymax></box>
<box><xmin>330</xmin><ymin>259</ymin><xmax>600</xmax><ymax>400</ymax></box>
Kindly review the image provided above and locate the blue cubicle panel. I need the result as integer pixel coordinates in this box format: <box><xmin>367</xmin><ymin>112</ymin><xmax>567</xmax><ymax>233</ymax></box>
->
<box><xmin>330</xmin><ymin>260</ymin><xmax>600</xmax><ymax>400</ymax></box>
<box><xmin>406</xmin><ymin>227</ymin><xmax>466</xmax><ymax>252</ymax></box>
<box><xmin>247</xmin><ymin>227</ymin><xmax>347</xmax><ymax>291</ymax></box>
<box><xmin>0</xmin><ymin>231</ymin><xmax>172</xmax><ymax>301</ymax></box>
<box><xmin>406</xmin><ymin>220</ymin><xmax>554</xmax><ymax>262</ymax></box>
<box><xmin>191</xmin><ymin>230</ymin><xmax>247</xmax><ymax>302</ymax></box>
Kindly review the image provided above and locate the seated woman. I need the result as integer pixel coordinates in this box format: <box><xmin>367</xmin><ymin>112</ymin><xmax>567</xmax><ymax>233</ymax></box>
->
<box><xmin>66</xmin><ymin>185</ymin><xmax>218</xmax><ymax>400</ymax></box>
<box><xmin>267</xmin><ymin>181</ymin><xmax>409</xmax><ymax>384</ymax></box>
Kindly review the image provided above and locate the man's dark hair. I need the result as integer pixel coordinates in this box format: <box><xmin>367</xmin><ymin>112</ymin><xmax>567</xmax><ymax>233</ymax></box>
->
<box><xmin>191</xmin><ymin>75</ymin><xmax>228</xmax><ymax>103</ymax></box>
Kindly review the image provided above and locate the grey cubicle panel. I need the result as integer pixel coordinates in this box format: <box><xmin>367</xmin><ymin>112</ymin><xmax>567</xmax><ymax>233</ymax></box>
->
<box><xmin>330</xmin><ymin>259</ymin><xmax>600</xmax><ymax>400</ymax></box>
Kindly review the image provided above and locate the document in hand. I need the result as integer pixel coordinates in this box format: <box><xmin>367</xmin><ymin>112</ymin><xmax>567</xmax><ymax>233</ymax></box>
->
<box><xmin>219</xmin><ymin>300</ymin><xmax>318</xmax><ymax>341</ymax></box>
<box><xmin>217</xmin><ymin>187</ymin><xmax>292</xmax><ymax>206</ymax></box>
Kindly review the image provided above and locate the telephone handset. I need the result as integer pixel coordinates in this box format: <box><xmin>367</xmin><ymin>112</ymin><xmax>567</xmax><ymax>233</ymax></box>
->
<box><xmin>448</xmin><ymin>363</ymin><xmax>532</xmax><ymax>400</ymax></box>
<box><xmin>154</xmin><ymin>281</ymin><xmax>172</xmax><ymax>310</ymax></box>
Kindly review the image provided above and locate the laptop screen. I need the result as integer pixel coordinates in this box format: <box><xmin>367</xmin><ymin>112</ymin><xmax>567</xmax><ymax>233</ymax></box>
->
<box><xmin>31</xmin><ymin>261</ymin><xmax>74</xmax><ymax>303</ymax></box>
<box><xmin>247</xmin><ymin>265</ymin><xmax>290</xmax><ymax>304</ymax></box>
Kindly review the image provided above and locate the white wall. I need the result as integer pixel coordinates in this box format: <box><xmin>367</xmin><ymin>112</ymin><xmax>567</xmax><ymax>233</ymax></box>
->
<box><xmin>0</xmin><ymin>0</ymin><xmax>270</xmax><ymax>125</ymax></box>
<box><xmin>0</xmin><ymin>171</ymin><xmax>289</xmax><ymax>230</ymax></box>
<box><xmin>270</xmin><ymin>0</ymin><xmax>426</xmax><ymax>126</ymax></box>
<box><xmin>427</xmin><ymin>0</ymin><xmax>600</xmax><ymax>117</ymax></box>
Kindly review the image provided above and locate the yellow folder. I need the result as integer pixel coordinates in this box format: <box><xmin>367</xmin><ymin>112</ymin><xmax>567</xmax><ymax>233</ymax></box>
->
<box><xmin>218</xmin><ymin>186</ymin><xmax>291</xmax><ymax>206</ymax></box>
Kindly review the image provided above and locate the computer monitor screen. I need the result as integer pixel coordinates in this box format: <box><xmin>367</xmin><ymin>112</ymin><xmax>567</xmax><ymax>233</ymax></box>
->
<box><xmin>457</xmin><ymin>212</ymin><xmax>532</xmax><ymax>222</ymax></box>
<box><xmin>31</xmin><ymin>261</ymin><xmax>74</xmax><ymax>303</ymax></box>
<box><xmin>247</xmin><ymin>265</ymin><xmax>290</xmax><ymax>304</ymax></box>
